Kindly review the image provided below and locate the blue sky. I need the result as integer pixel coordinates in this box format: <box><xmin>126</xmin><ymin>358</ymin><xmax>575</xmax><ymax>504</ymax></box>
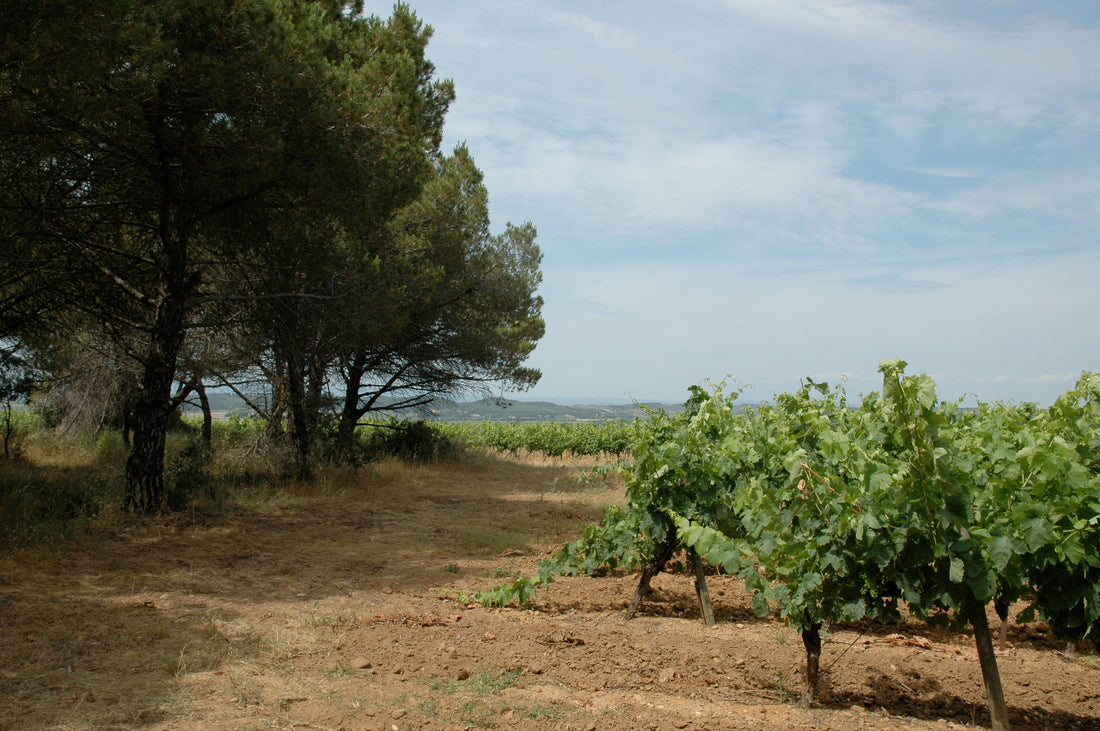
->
<box><xmin>392</xmin><ymin>0</ymin><xmax>1100</xmax><ymax>405</ymax></box>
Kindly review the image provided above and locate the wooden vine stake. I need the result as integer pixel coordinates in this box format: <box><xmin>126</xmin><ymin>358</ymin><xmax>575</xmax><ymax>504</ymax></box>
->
<box><xmin>969</xmin><ymin>599</ymin><xmax>1010</xmax><ymax>731</ymax></box>
<box><xmin>625</xmin><ymin>541</ymin><xmax>716</xmax><ymax>627</ymax></box>
<box><xmin>689</xmin><ymin>548</ymin><xmax>716</xmax><ymax>627</ymax></box>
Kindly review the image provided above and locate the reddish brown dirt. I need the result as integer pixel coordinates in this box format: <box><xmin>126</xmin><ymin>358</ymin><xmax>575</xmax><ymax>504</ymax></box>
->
<box><xmin>0</xmin><ymin>452</ymin><xmax>1098</xmax><ymax>730</ymax></box>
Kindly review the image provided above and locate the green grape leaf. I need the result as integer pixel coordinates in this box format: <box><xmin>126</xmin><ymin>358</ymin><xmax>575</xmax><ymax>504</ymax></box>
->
<box><xmin>1022</xmin><ymin>517</ymin><xmax>1054</xmax><ymax>551</ymax></box>
<box><xmin>1060</xmin><ymin>535</ymin><xmax>1087</xmax><ymax>565</ymax></box>
<box><xmin>988</xmin><ymin>535</ymin><xmax>1014</xmax><ymax>572</ymax></box>
<box><xmin>751</xmin><ymin>591</ymin><xmax>771</xmax><ymax>618</ymax></box>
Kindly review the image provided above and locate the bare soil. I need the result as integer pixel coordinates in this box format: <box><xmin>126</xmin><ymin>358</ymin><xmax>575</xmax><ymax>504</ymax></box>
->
<box><xmin>1</xmin><ymin>452</ymin><xmax>1098</xmax><ymax>730</ymax></box>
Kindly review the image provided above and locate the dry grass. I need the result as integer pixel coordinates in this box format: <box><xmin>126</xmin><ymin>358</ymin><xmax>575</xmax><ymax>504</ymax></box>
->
<box><xmin>0</xmin><ymin>447</ymin><xmax>625</xmax><ymax>729</ymax></box>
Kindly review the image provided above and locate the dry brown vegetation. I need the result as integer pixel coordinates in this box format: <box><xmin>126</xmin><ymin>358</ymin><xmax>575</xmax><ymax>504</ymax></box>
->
<box><xmin>1</xmin><ymin>449</ymin><xmax>1099</xmax><ymax>730</ymax></box>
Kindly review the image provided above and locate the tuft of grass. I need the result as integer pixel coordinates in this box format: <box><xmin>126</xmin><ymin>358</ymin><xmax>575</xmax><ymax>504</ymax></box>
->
<box><xmin>459</xmin><ymin>699</ymin><xmax>497</xmax><ymax>728</ymax></box>
<box><xmin>423</xmin><ymin>669</ymin><xmax>564</xmax><ymax>730</ymax></box>
<box><xmin>300</xmin><ymin>611</ymin><xmax>361</xmax><ymax>631</ymax></box>
<box><xmin>165</xmin><ymin>643</ymin><xmax>191</xmax><ymax>677</ymax></box>
<box><xmin>520</xmin><ymin>702</ymin><xmax>569</xmax><ymax>721</ymax></box>
<box><xmin>323</xmin><ymin>661</ymin><xmax>354</xmax><ymax>677</ymax></box>
<box><xmin>430</xmin><ymin>667</ymin><xmax>522</xmax><ymax>697</ymax></box>
<box><xmin>416</xmin><ymin>697</ymin><xmax>442</xmax><ymax>720</ymax></box>
<box><xmin>460</xmin><ymin>529</ymin><xmax>531</xmax><ymax>555</ymax></box>
<box><xmin>228</xmin><ymin>672</ymin><xmax>264</xmax><ymax>709</ymax></box>
<box><xmin>464</xmin><ymin>668</ymin><xmax>522</xmax><ymax>694</ymax></box>
<box><xmin>429</xmin><ymin>677</ymin><xmax>458</xmax><ymax>695</ymax></box>
<box><xmin>491</xmin><ymin>560</ymin><xmax>522</xmax><ymax>579</ymax></box>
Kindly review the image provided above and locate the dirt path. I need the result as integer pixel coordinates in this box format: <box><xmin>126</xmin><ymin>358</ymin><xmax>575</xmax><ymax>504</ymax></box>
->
<box><xmin>1</xmin><ymin>452</ymin><xmax>1098</xmax><ymax>730</ymax></box>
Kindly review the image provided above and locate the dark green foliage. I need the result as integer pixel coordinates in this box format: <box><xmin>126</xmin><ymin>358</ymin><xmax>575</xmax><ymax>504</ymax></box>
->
<box><xmin>1</xmin><ymin>0</ymin><xmax>545</xmax><ymax>511</ymax></box>
<box><xmin>164</xmin><ymin>438</ymin><xmax>215</xmax><ymax>511</ymax></box>
<box><xmin>363</xmin><ymin>421</ymin><xmax>454</xmax><ymax>462</ymax></box>
<box><xmin>0</xmin><ymin>0</ymin><xmax>463</xmax><ymax>512</ymax></box>
<box><xmin>0</xmin><ymin>463</ymin><xmax>120</xmax><ymax>548</ymax></box>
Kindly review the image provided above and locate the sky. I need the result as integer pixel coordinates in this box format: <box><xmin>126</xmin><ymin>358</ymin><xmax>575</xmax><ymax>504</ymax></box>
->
<box><xmin>383</xmin><ymin>0</ymin><xmax>1100</xmax><ymax>406</ymax></box>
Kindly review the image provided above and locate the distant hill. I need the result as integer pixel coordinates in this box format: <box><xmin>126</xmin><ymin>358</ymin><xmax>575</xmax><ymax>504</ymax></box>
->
<box><xmin>425</xmin><ymin>397</ymin><xmax>683</xmax><ymax>422</ymax></box>
<box><xmin>178</xmin><ymin>391</ymin><xmax>260</xmax><ymax>417</ymax></box>
<box><xmin>179</xmin><ymin>391</ymin><xmax>684</xmax><ymax>422</ymax></box>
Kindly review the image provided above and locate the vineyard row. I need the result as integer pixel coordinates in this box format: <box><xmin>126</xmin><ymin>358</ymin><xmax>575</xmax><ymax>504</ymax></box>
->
<box><xmin>470</xmin><ymin>362</ymin><xmax>1100</xmax><ymax>731</ymax></box>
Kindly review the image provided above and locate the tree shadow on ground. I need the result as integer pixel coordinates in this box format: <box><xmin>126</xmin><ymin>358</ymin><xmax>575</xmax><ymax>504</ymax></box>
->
<box><xmin>0</xmin><ymin>454</ymin><xmax>608</xmax><ymax>727</ymax></box>
<box><xmin>824</xmin><ymin>678</ymin><xmax>1100</xmax><ymax>730</ymax></box>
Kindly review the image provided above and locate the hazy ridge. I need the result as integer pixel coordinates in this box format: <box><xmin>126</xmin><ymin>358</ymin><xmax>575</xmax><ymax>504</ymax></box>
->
<box><xmin>183</xmin><ymin>392</ymin><xmax>685</xmax><ymax>422</ymax></box>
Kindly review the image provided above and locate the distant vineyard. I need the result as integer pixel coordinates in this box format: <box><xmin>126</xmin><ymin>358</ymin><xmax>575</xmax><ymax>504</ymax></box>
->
<box><xmin>437</xmin><ymin>419</ymin><xmax>643</xmax><ymax>457</ymax></box>
<box><xmin>167</xmin><ymin>413</ymin><xmax>644</xmax><ymax>459</ymax></box>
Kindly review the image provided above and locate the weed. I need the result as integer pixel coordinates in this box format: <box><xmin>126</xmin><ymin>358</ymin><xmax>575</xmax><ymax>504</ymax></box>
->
<box><xmin>360</xmin><ymin>420</ymin><xmax>454</xmax><ymax>463</ymax></box>
<box><xmin>429</xmin><ymin>677</ymin><xmax>458</xmax><ymax>694</ymax></box>
<box><xmin>464</xmin><ymin>668</ymin><xmax>522</xmax><ymax>694</ymax></box>
<box><xmin>323</xmin><ymin>661</ymin><xmax>354</xmax><ymax>677</ymax></box>
<box><xmin>520</xmin><ymin>702</ymin><xmax>569</xmax><ymax>721</ymax></box>
<box><xmin>461</xmin><ymin>529</ymin><xmax>530</xmax><ymax>555</ymax></box>
<box><xmin>165</xmin><ymin>438</ymin><xmax>216</xmax><ymax>511</ymax></box>
<box><xmin>417</xmin><ymin>697</ymin><xmax>442</xmax><ymax>720</ymax></box>
<box><xmin>165</xmin><ymin>643</ymin><xmax>190</xmax><ymax>677</ymax></box>
<box><xmin>491</xmin><ymin>560</ymin><xmax>521</xmax><ymax>579</ymax></box>
<box><xmin>228</xmin><ymin>672</ymin><xmax>264</xmax><ymax>709</ymax></box>
<box><xmin>301</xmin><ymin>611</ymin><xmax>360</xmax><ymax>630</ymax></box>
<box><xmin>444</xmin><ymin>563</ymin><xmax>460</xmax><ymax>573</ymax></box>
<box><xmin>427</xmin><ymin>667</ymin><xmax>523</xmax><ymax>699</ymax></box>
<box><xmin>775</xmin><ymin>670</ymin><xmax>795</xmax><ymax>703</ymax></box>
<box><xmin>459</xmin><ymin>699</ymin><xmax>497</xmax><ymax>728</ymax></box>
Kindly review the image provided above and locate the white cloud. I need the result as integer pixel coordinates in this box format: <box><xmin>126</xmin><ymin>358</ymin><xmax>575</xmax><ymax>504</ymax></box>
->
<box><xmin>931</xmin><ymin>169</ymin><xmax>1100</xmax><ymax>221</ymax></box>
<box><xmin>1022</xmin><ymin>373</ymin><xmax>1081</xmax><ymax>385</ymax></box>
<box><xmin>532</xmin><ymin>5</ymin><xmax>634</xmax><ymax>45</ymax></box>
<box><xmin>390</xmin><ymin>0</ymin><xmax>1100</xmax><ymax>404</ymax></box>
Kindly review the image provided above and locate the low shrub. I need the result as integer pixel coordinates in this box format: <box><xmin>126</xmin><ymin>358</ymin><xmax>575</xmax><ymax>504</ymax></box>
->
<box><xmin>362</xmin><ymin>420</ymin><xmax>454</xmax><ymax>462</ymax></box>
<box><xmin>0</xmin><ymin>460</ymin><xmax>121</xmax><ymax>548</ymax></box>
<box><xmin>165</xmin><ymin>437</ymin><xmax>216</xmax><ymax>511</ymax></box>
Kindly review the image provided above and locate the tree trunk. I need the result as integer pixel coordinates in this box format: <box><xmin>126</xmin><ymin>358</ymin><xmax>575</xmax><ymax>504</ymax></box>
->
<box><xmin>3</xmin><ymin>401</ymin><xmax>12</xmax><ymax>459</ymax></box>
<box><xmin>283</xmin><ymin>347</ymin><xmax>312</xmax><ymax>480</ymax></box>
<box><xmin>125</xmin><ymin>297</ymin><xmax>186</xmax><ymax>514</ymax></box>
<box><xmin>800</xmin><ymin>622</ymin><xmax>822</xmax><ymax>707</ymax></box>
<box><xmin>124</xmin><ymin>199</ymin><xmax>192</xmax><ymax>514</ymax></box>
<box><xmin>263</xmin><ymin>355</ymin><xmax>288</xmax><ymax>441</ymax></box>
<box><xmin>126</xmin><ymin>404</ymin><xmax>169</xmax><ymax>514</ymax></box>
<box><xmin>969</xmin><ymin>598</ymin><xmax>1011</xmax><ymax>730</ymax></box>
<box><xmin>304</xmin><ymin>347</ymin><xmax>326</xmax><ymax>441</ymax></box>
<box><xmin>121</xmin><ymin>393</ymin><xmax>136</xmax><ymax>448</ymax></box>
<box><xmin>193</xmin><ymin>378</ymin><xmax>212</xmax><ymax>447</ymax></box>
<box><xmin>335</xmin><ymin>356</ymin><xmax>368</xmax><ymax>456</ymax></box>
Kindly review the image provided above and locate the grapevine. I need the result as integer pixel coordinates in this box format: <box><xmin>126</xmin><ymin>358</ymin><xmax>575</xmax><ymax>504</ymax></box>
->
<box><xmin>468</xmin><ymin>363</ymin><xmax>1100</xmax><ymax>730</ymax></box>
